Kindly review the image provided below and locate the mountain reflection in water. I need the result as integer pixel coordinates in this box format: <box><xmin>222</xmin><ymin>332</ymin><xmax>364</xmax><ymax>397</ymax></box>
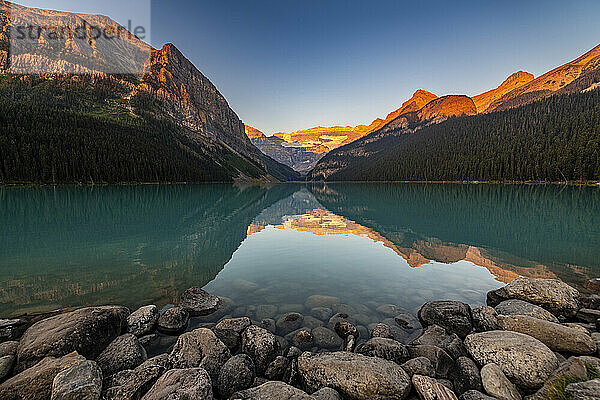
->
<box><xmin>0</xmin><ymin>184</ymin><xmax>598</xmax><ymax>317</ymax></box>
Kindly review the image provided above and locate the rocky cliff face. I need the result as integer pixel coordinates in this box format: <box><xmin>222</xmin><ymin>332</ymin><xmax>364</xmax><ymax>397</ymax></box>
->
<box><xmin>488</xmin><ymin>44</ymin><xmax>600</xmax><ymax>112</ymax></box>
<box><xmin>473</xmin><ymin>71</ymin><xmax>534</xmax><ymax>113</ymax></box>
<box><xmin>417</xmin><ymin>95</ymin><xmax>477</xmax><ymax>123</ymax></box>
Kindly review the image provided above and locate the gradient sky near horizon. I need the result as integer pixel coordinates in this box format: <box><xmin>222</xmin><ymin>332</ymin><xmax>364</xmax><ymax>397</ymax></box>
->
<box><xmin>15</xmin><ymin>0</ymin><xmax>600</xmax><ymax>134</ymax></box>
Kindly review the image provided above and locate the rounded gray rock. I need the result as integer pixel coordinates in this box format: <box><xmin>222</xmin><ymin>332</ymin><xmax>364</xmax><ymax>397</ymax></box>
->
<box><xmin>480</xmin><ymin>363</ymin><xmax>521</xmax><ymax>400</ymax></box>
<box><xmin>276</xmin><ymin>313</ymin><xmax>304</xmax><ymax>335</ymax></box>
<box><xmin>453</xmin><ymin>357</ymin><xmax>483</xmax><ymax>395</ymax></box>
<box><xmin>96</xmin><ymin>333</ymin><xmax>147</xmax><ymax>377</ymax></box>
<box><xmin>312</xmin><ymin>327</ymin><xmax>343</xmax><ymax>349</ymax></box>
<box><xmin>356</xmin><ymin>337</ymin><xmax>409</xmax><ymax>365</ymax></box>
<box><xmin>179</xmin><ymin>287</ymin><xmax>221</xmax><ymax>317</ymax></box>
<box><xmin>157</xmin><ymin>307</ymin><xmax>189</xmax><ymax>334</ymax></box>
<box><xmin>401</xmin><ymin>357</ymin><xmax>435</xmax><ymax>377</ymax></box>
<box><xmin>471</xmin><ymin>306</ymin><xmax>499</xmax><ymax>332</ymax></box>
<box><xmin>418</xmin><ymin>301</ymin><xmax>473</xmax><ymax>338</ymax></box>
<box><xmin>50</xmin><ymin>360</ymin><xmax>102</xmax><ymax>400</ymax></box>
<box><xmin>217</xmin><ymin>354</ymin><xmax>255</xmax><ymax>399</ymax></box>
<box><xmin>495</xmin><ymin>299</ymin><xmax>559</xmax><ymax>323</ymax></box>
<box><xmin>241</xmin><ymin>325</ymin><xmax>281</xmax><ymax>375</ymax></box>
<box><xmin>141</xmin><ymin>368</ymin><xmax>213</xmax><ymax>400</ymax></box>
<box><xmin>127</xmin><ymin>305</ymin><xmax>159</xmax><ymax>337</ymax></box>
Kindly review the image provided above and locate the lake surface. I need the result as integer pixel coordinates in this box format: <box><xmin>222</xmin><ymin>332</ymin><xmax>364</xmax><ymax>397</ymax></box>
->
<box><xmin>1</xmin><ymin>183</ymin><xmax>599</xmax><ymax>319</ymax></box>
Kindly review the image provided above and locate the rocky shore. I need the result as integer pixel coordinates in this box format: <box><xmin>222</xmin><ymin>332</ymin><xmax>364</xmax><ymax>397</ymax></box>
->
<box><xmin>0</xmin><ymin>277</ymin><xmax>599</xmax><ymax>399</ymax></box>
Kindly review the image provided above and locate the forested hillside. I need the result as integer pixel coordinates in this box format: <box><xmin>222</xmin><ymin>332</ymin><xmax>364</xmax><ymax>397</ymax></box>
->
<box><xmin>0</xmin><ymin>75</ymin><xmax>298</xmax><ymax>183</ymax></box>
<box><xmin>310</xmin><ymin>89</ymin><xmax>600</xmax><ymax>182</ymax></box>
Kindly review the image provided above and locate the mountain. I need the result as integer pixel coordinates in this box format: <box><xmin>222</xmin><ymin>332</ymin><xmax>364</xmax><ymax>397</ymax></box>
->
<box><xmin>488</xmin><ymin>44</ymin><xmax>600</xmax><ymax>111</ymax></box>
<box><xmin>472</xmin><ymin>71</ymin><xmax>534</xmax><ymax>113</ymax></box>
<box><xmin>0</xmin><ymin>1</ymin><xmax>297</xmax><ymax>183</ymax></box>
<box><xmin>245</xmin><ymin>89</ymin><xmax>438</xmax><ymax>172</ymax></box>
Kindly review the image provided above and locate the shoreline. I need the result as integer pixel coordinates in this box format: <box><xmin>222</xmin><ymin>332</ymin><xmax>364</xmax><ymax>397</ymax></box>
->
<box><xmin>0</xmin><ymin>278</ymin><xmax>599</xmax><ymax>399</ymax></box>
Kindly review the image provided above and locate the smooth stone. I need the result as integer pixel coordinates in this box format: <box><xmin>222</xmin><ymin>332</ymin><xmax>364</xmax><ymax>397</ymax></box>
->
<box><xmin>331</xmin><ymin>304</ymin><xmax>355</xmax><ymax>315</ymax></box>
<box><xmin>0</xmin><ymin>319</ymin><xmax>27</xmax><ymax>343</ymax></box>
<box><xmin>156</xmin><ymin>307</ymin><xmax>189</xmax><ymax>334</ymax></box>
<box><xmin>0</xmin><ymin>355</ymin><xmax>14</xmax><ymax>381</ymax></box>
<box><xmin>195</xmin><ymin>297</ymin><xmax>235</xmax><ymax>323</ymax></box>
<box><xmin>395</xmin><ymin>313</ymin><xmax>421</xmax><ymax>330</ymax></box>
<box><xmin>471</xmin><ymin>306</ymin><xmax>499</xmax><ymax>332</ymax></box>
<box><xmin>497</xmin><ymin>315</ymin><xmax>597</xmax><ymax>354</ymax></box>
<box><xmin>311</xmin><ymin>307</ymin><xmax>333</xmax><ymax>321</ymax></box>
<box><xmin>480</xmin><ymin>363</ymin><xmax>521</xmax><ymax>400</ymax></box>
<box><xmin>254</xmin><ymin>305</ymin><xmax>278</xmax><ymax>321</ymax></box>
<box><xmin>141</xmin><ymin>368</ymin><xmax>213</xmax><ymax>400</ymax></box>
<box><xmin>371</xmin><ymin>323</ymin><xmax>394</xmax><ymax>339</ymax></box>
<box><xmin>103</xmin><ymin>355</ymin><xmax>168</xmax><ymax>400</ymax></box>
<box><xmin>452</xmin><ymin>357</ymin><xmax>483</xmax><ymax>395</ymax></box>
<box><xmin>305</xmin><ymin>295</ymin><xmax>340</xmax><ymax>310</ymax></box>
<box><xmin>0</xmin><ymin>341</ymin><xmax>18</xmax><ymax>358</ymax></box>
<box><xmin>241</xmin><ymin>325</ymin><xmax>281</xmax><ymax>375</ymax></box>
<box><xmin>96</xmin><ymin>334</ymin><xmax>147</xmax><ymax>377</ymax></box>
<box><xmin>169</xmin><ymin>328</ymin><xmax>231</xmax><ymax>385</ymax></box>
<box><xmin>312</xmin><ymin>387</ymin><xmax>342</xmax><ymax>400</ymax></box>
<box><xmin>486</xmin><ymin>278</ymin><xmax>580</xmax><ymax>318</ymax></box>
<box><xmin>217</xmin><ymin>354</ymin><xmax>255</xmax><ymax>399</ymax></box>
<box><xmin>312</xmin><ymin>327</ymin><xmax>343</xmax><ymax>349</ymax></box>
<box><xmin>464</xmin><ymin>331</ymin><xmax>559</xmax><ymax>390</ymax></box>
<box><xmin>279</xmin><ymin>304</ymin><xmax>306</xmax><ymax>314</ymax></box>
<box><xmin>127</xmin><ymin>305</ymin><xmax>159</xmax><ymax>337</ymax></box>
<box><xmin>0</xmin><ymin>352</ymin><xmax>85</xmax><ymax>400</ymax></box>
<box><xmin>376</xmin><ymin>304</ymin><xmax>408</xmax><ymax>318</ymax></box>
<box><xmin>412</xmin><ymin>374</ymin><xmax>459</xmax><ymax>400</ymax></box>
<box><xmin>356</xmin><ymin>337</ymin><xmax>409</xmax><ymax>364</ymax></box>
<box><xmin>418</xmin><ymin>301</ymin><xmax>473</xmax><ymax>338</ymax></box>
<box><xmin>179</xmin><ymin>287</ymin><xmax>220</xmax><ymax>317</ymax></box>
<box><xmin>213</xmin><ymin>317</ymin><xmax>251</xmax><ymax>351</ymax></box>
<box><xmin>298</xmin><ymin>351</ymin><xmax>411</xmax><ymax>400</ymax></box>
<box><xmin>277</xmin><ymin>313</ymin><xmax>304</xmax><ymax>335</ymax></box>
<box><xmin>231</xmin><ymin>381</ymin><xmax>312</xmax><ymax>399</ymax></box>
<box><xmin>258</xmin><ymin>318</ymin><xmax>276</xmax><ymax>333</ymax></box>
<box><xmin>264</xmin><ymin>355</ymin><xmax>289</xmax><ymax>381</ymax></box>
<box><xmin>460</xmin><ymin>390</ymin><xmax>496</xmax><ymax>400</ymax></box>
<box><xmin>401</xmin><ymin>357</ymin><xmax>435</xmax><ymax>377</ymax></box>
<box><xmin>303</xmin><ymin>316</ymin><xmax>324</xmax><ymax>329</ymax></box>
<box><xmin>50</xmin><ymin>360</ymin><xmax>102</xmax><ymax>400</ymax></box>
<box><xmin>495</xmin><ymin>299</ymin><xmax>559</xmax><ymax>323</ymax></box>
<box><xmin>564</xmin><ymin>378</ymin><xmax>600</xmax><ymax>400</ymax></box>
<box><xmin>16</xmin><ymin>306</ymin><xmax>129</xmax><ymax>372</ymax></box>
<box><xmin>408</xmin><ymin>345</ymin><xmax>455</xmax><ymax>379</ymax></box>
<box><xmin>528</xmin><ymin>357</ymin><xmax>589</xmax><ymax>400</ymax></box>
<box><xmin>577</xmin><ymin>308</ymin><xmax>600</xmax><ymax>323</ymax></box>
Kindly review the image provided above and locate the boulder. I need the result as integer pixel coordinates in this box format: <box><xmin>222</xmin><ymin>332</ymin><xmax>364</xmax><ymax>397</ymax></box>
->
<box><xmin>241</xmin><ymin>325</ymin><xmax>280</xmax><ymax>375</ymax></box>
<box><xmin>50</xmin><ymin>360</ymin><xmax>102</xmax><ymax>400</ymax></box>
<box><xmin>408</xmin><ymin>345</ymin><xmax>455</xmax><ymax>378</ymax></box>
<box><xmin>312</xmin><ymin>327</ymin><xmax>343</xmax><ymax>349</ymax></box>
<box><xmin>486</xmin><ymin>278</ymin><xmax>579</xmax><ymax>318</ymax></box>
<box><xmin>494</xmin><ymin>299</ymin><xmax>559</xmax><ymax>323</ymax></box>
<box><xmin>334</xmin><ymin>321</ymin><xmax>358</xmax><ymax>339</ymax></box>
<box><xmin>265</xmin><ymin>356</ymin><xmax>289</xmax><ymax>381</ymax></box>
<box><xmin>480</xmin><ymin>363</ymin><xmax>521</xmax><ymax>400</ymax></box>
<box><xmin>312</xmin><ymin>387</ymin><xmax>342</xmax><ymax>400</ymax></box>
<box><xmin>0</xmin><ymin>341</ymin><xmax>18</xmax><ymax>358</ymax></box>
<box><xmin>305</xmin><ymin>295</ymin><xmax>339</xmax><ymax>310</ymax></box>
<box><xmin>471</xmin><ymin>307</ymin><xmax>499</xmax><ymax>332</ymax></box>
<box><xmin>401</xmin><ymin>357</ymin><xmax>435</xmax><ymax>377</ymax></box>
<box><xmin>452</xmin><ymin>357</ymin><xmax>483</xmax><ymax>395</ymax></box>
<box><xmin>141</xmin><ymin>368</ymin><xmax>213</xmax><ymax>400</ymax></box>
<box><xmin>169</xmin><ymin>328</ymin><xmax>230</xmax><ymax>384</ymax></box>
<box><xmin>528</xmin><ymin>357</ymin><xmax>589</xmax><ymax>400</ymax></box>
<box><xmin>213</xmin><ymin>317</ymin><xmax>251</xmax><ymax>351</ymax></box>
<box><xmin>564</xmin><ymin>378</ymin><xmax>600</xmax><ymax>400</ymax></box>
<box><xmin>217</xmin><ymin>354</ymin><xmax>255</xmax><ymax>399</ymax></box>
<box><xmin>577</xmin><ymin>308</ymin><xmax>600</xmax><ymax>323</ymax></box>
<box><xmin>395</xmin><ymin>313</ymin><xmax>421</xmax><ymax>330</ymax></box>
<box><xmin>0</xmin><ymin>352</ymin><xmax>85</xmax><ymax>400</ymax></box>
<box><xmin>371</xmin><ymin>323</ymin><xmax>394</xmax><ymax>339</ymax></box>
<box><xmin>497</xmin><ymin>315</ymin><xmax>597</xmax><ymax>354</ymax></box>
<box><xmin>418</xmin><ymin>301</ymin><xmax>473</xmax><ymax>338</ymax></box>
<box><xmin>127</xmin><ymin>305</ymin><xmax>159</xmax><ymax>337</ymax></box>
<box><xmin>96</xmin><ymin>334</ymin><xmax>147</xmax><ymax>377</ymax></box>
<box><xmin>412</xmin><ymin>374</ymin><xmax>458</xmax><ymax>400</ymax></box>
<box><xmin>464</xmin><ymin>331</ymin><xmax>558</xmax><ymax>390</ymax></box>
<box><xmin>459</xmin><ymin>390</ymin><xmax>496</xmax><ymax>400</ymax></box>
<box><xmin>179</xmin><ymin>287</ymin><xmax>220</xmax><ymax>317</ymax></box>
<box><xmin>298</xmin><ymin>351</ymin><xmax>411</xmax><ymax>400</ymax></box>
<box><xmin>356</xmin><ymin>337</ymin><xmax>409</xmax><ymax>364</ymax></box>
<box><xmin>103</xmin><ymin>355</ymin><xmax>168</xmax><ymax>400</ymax></box>
<box><xmin>303</xmin><ymin>316</ymin><xmax>323</xmax><ymax>329</ymax></box>
<box><xmin>16</xmin><ymin>306</ymin><xmax>129</xmax><ymax>372</ymax></box>
<box><xmin>231</xmin><ymin>381</ymin><xmax>312</xmax><ymax>399</ymax></box>
<box><xmin>277</xmin><ymin>313</ymin><xmax>304</xmax><ymax>335</ymax></box>
<box><xmin>0</xmin><ymin>355</ymin><xmax>14</xmax><ymax>381</ymax></box>
<box><xmin>328</xmin><ymin>313</ymin><xmax>351</xmax><ymax>331</ymax></box>
<box><xmin>0</xmin><ymin>319</ymin><xmax>27</xmax><ymax>343</ymax></box>
<box><xmin>376</xmin><ymin>304</ymin><xmax>408</xmax><ymax>318</ymax></box>
<box><xmin>411</xmin><ymin>325</ymin><xmax>467</xmax><ymax>360</ymax></box>
<box><xmin>291</xmin><ymin>329</ymin><xmax>314</xmax><ymax>350</ymax></box>
<box><xmin>156</xmin><ymin>307</ymin><xmax>189</xmax><ymax>334</ymax></box>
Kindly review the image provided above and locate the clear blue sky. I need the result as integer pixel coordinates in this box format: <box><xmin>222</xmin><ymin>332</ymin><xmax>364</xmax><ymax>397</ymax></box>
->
<box><xmin>16</xmin><ymin>0</ymin><xmax>600</xmax><ymax>134</ymax></box>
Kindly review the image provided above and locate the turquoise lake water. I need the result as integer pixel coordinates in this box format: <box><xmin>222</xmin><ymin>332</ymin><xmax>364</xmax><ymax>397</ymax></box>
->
<box><xmin>0</xmin><ymin>183</ymin><xmax>599</xmax><ymax>318</ymax></box>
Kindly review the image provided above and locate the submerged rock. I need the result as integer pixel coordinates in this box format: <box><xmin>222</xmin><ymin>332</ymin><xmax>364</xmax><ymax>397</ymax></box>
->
<box><xmin>486</xmin><ymin>278</ymin><xmax>579</xmax><ymax>318</ymax></box>
<box><xmin>50</xmin><ymin>360</ymin><xmax>103</xmax><ymax>400</ymax></box>
<box><xmin>141</xmin><ymin>368</ymin><xmax>213</xmax><ymax>400</ymax></box>
<box><xmin>464</xmin><ymin>331</ymin><xmax>558</xmax><ymax>390</ymax></box>
<box><xmin>305</xmin><ymin>295</ymin><xmax>340</xmax><ymax>310</ymax></box>
<box><xmin>298</xmin><ymin>351</ymin><xmax>411</xmax><ymax>400</ymax></box>
<box><xmin>179</xmin><ymin>287</ymin><xmax>221</xmax><ymax>317</ymax></box>
<box><xmin>418</xmin><ymin>301</ymin><xmax>473</xmax><ymax>338</ymax></box>
<box><xmin>277</xmin><ymin>313</ymin><xmax>304</xmax><ymax>335</ymax></box>
<box><xmin>16</xmin><ymin>306</ymin><xmax>129</xmax><ymax>372</ymax></box>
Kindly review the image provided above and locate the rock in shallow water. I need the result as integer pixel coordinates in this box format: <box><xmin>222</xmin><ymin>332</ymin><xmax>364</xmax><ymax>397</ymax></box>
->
<box><xmin>494</xmin><ymin>299</ymin><xmax>559</xmax><ymax>323</ymax></box>
<box><xmin>464</xmin><ymin>330</ymin><xmax>558</xmax><ymax>390</ymax></box>
<box><xmin>157</xmin><ymin>307</ymin><xmax>189</xmax><ymax>335</ymax></box>
<box><xmin>179</xmin><ymin>287</ymin><xmax>221</xmax><ymax>317</ymax></box>
<box><xmin>96</xmin><ymin>333</ymin><xmax>147</xmax><ymax>377</ymax></box>
<box><xmin>496</xmin><ymin>315</ymin><xmax>597</xmax><ymax>355</ymax></box>
<box><xmin>298</xmin><ymin>351</ymin><xmax>411</xmax><ymax>400</ymax></box>
<box><xmin>127</xmin><ymin>305</ymin><xmax>159</xmax><ymax>337</ymax></box>
<box><xmin>141</xmin><ymin>368</ymin><xmax>213</xmax><ymax>400</ymax></box>
<box><xmin>16</xmin><ymin>306</ymin><xmax>129</xmax><ymax>372</ymax></box>
<box><xmin>277</xmin><ymin>313</ymin><xmax>304</xmax><ymax>335</ymax></box>
<box><xmin>213</xmin><ymin>317</ymin><xmax>251</xmax><ymax>351</ymax></box>
<box><xmin>50</xmin><ymin>360</ymin><xmax>102</xmax><ymax>400</ymax></box>
<box><xmin>486</xmin><ymin>278</ymin><xmax>579</xmax><ymax>318</ymax></box>
<box><xmin>311</xmin><ymin>327</ymin><xmax>342</xmax><ymax>349</ymax></box>
<box><xmin>305</xmin><ymin>295</ymin><xmax>339</xmax><ymax>310</ymax></box>
<box><xmin>418</xmin><ymin>301</ymin><xmax>473</xmax><ymax>338</ymax></box>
